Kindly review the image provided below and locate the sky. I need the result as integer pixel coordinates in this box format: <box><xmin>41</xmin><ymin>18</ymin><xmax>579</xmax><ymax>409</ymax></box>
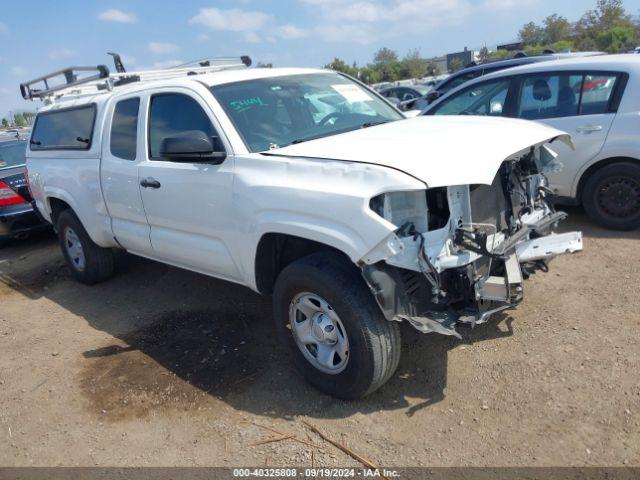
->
<box><xmin>1</xmin><ymin>0</ymin><xmax>639</xmax><ymax>118</ymax></box>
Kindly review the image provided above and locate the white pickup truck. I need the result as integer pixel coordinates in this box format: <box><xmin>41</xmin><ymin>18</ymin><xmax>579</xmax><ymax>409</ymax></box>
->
<box><xmin>23</xmin><ymin>57</ymin><xmax>582</xmax><ymax>399</ymax></box>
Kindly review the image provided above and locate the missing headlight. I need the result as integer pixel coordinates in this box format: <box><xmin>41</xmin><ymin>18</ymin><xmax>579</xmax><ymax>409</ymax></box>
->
<box><xmin>426</xmin><ymin>187</ymin><xmax>450</xmax><ymax>230</ymax></box>
<box><xmin>369</xmin><ymin>190</ymin><xmax>428</xmax><ymax>232</ymax></box>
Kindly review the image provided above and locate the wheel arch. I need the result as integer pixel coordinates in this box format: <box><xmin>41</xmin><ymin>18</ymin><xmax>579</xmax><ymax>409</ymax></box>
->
<box><xmin>254</xmin><ymin>233</ymin><xmax>355</xmax><ymax>295</ymax></box>
<box><xmin>43</xmin><ymin>190</ymin><xmax>115</xmax><ymax>247</ymax></box>
<box><xmin>576</xmin><ymin>156</ymin><xmax>640</xmax><ymax>202</ymax></box>
<box><xmin>47</xmin><ymin>197</ymin><xmax>73</xmax><ymax>228</ymax></box>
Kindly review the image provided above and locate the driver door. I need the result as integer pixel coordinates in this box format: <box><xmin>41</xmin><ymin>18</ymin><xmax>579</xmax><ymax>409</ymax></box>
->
<box><xmin>137</xmin><ymin>88</ymin><xmax>241</xmax><ymax>282</ymax></box>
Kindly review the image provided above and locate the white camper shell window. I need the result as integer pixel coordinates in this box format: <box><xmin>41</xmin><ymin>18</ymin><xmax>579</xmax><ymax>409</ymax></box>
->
<box><xmin>30</xmin><ymin>105</ymin><xmax>97</xmax><ymax>151</ymax></box>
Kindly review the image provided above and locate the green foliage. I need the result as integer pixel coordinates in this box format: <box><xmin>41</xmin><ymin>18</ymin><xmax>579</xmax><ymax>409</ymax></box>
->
<box><xmin>596</xmin><ymin>25</ymin><xmax>637</xmax><ymax>52</ymax></box>
<box><xmin>542</xmin><ymin>14</ymin><xmax>571</xmax><ymax>44</ymax></box>
<box><xmin>324</xmin><ymin>57</ymin><xmax>358</xmax><ymax>77</ymax></box>
<box><xmin>519</xmin><ymin>21</ymin><xmax>545</xmax><ymax>45</ymax></box>
<box><xmin>13</xmin><ymin>113</ymin><xmax>26</xmax><ymax>127</ymax></box>
<box><xmin>519</xmin><ymin>0</ymin><xmax>639</xmax><ymax>54</ymax></box>
<box><xmin>399</xmin><ymin>49</ymin><xmax>427</xmax><ymax>80</ymax></box>
<box><xmin>487</xmin><ymin>49</ymin><xmax>510</xmax><ymax>60</ymax></box>
<box><xmin>1</xmin><ymin>118</ymin><xmax>8</xmax><ymax>128</ymax></box>
<box><xmin>550</xmin><ymin>40</ymin><xmax>575</xmax><ymax>51</ymax></box>
<box><xmin>373</xmin><ymin>47</ymin><xmax>399</xmax><ymax>66</ymax></box>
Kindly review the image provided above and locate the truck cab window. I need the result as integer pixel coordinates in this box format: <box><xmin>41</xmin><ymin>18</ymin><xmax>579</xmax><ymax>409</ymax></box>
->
<box><xmin>148</xmin><ymin>93</ymin><xmax>216</xmax><ymax>159</ymax></box>
<box><xmin>110</xmin><ymin>98</ymin><xmax>140</xmax><ymax>160</ymax></box>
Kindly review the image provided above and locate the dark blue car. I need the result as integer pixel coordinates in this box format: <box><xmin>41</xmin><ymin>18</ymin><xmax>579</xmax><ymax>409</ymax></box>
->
<box><xmin>0</xmin><ymin>135</ymin><xmax>49</xmax><ymax>244</ymax></box>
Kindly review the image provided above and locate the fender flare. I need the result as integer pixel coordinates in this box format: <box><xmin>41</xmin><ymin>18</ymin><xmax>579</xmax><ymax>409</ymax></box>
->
<box><xmin>243</xmin><ymin>211</ymin><xmax>394</xmax><ymax>290</ymax></box>
<box><xmin>43</xmin><ymin>187</ymin><xmax>115</xmax><ymax>247</ymax></box>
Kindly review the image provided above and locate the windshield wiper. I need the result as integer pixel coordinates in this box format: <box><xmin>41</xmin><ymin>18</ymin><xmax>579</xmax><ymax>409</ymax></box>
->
<box><xmin>360</xmin><ymin>120</ymin><xmax>389</xmax><ymax>128</ymax></box>
<box><xmin>286</xmin><ymin>120</ymin><xmax>391</xmax><ymax>147</ymax></box>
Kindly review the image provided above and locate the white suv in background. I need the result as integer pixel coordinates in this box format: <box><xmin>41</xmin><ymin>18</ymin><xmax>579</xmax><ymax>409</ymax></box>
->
<box><xmin>424</xmin><ymin>54</ymin><xmax>640</xmax><ymax>230</ymax></box>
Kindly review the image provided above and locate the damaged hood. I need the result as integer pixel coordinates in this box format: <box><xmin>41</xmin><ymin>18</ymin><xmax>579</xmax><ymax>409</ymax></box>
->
<box><xmin>267</xmin><ymin>116</ymin><xmax>572</xmax><ymax>187</ymax></box>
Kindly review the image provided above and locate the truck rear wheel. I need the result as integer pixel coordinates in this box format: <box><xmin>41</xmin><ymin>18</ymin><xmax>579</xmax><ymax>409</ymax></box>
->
<box><xmin>57</xmin><ymin>210</ymin><xmax>114</xmax><ymax>285</ymax></box>
<box><xmin>273</xmin><ymin>252</ymin><xmax>401</xmax><ymax>399</ymax></box>
<box><xmin>582</xmin><ymin>162</ymin><xmax>640</xmax><ymax>230</ymax></box>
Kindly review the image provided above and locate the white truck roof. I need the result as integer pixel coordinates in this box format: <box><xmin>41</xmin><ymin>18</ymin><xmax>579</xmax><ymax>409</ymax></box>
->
<box><xmin>22</xmin><ymin>56</ymin><xmax>330</xmax><ymax>112</ymax></box>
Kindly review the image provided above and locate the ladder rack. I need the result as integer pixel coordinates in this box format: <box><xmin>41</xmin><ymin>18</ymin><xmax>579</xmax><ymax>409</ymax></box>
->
<box><xmin>20</xmin><ymin>55</ymin><xmax>252</xmax><ymax>102</ymax></box>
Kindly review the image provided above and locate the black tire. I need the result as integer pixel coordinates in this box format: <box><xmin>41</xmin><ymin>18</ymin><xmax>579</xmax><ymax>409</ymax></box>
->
<box><xmin>56</xmin><ymin>209</ymin><xmax>114</xmax><ymax>285</ymax></box>
<box><xmin>582</xmin><ymin>162</ymin><xmax>640</xmax><ymax>230</ymax></box>
<box><xmin>273</xmin><ymin>252</ymin><xmax>401</xmax><ymax>399</ymax></box>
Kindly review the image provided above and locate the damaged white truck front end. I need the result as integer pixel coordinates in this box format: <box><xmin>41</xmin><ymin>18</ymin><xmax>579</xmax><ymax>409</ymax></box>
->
<box><xmin>274</xmin><ymin>116</ymin><xmax>583</xmax><ymax>339</ymax></box>
<box><xmin>361</xmin><ymin>148</ymin><xmax>582</xmax><ymax>338</ymax></box>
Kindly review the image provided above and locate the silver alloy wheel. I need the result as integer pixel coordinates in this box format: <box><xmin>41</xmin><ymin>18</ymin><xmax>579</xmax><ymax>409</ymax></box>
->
<box><xmin>288</xmin><ymin>292</ymin><xmax>349</xmax><ymax>375</ymax></box>
<box><xmin>63</xmin><ymin>226</ymin><xmax>85</xmax><ymax>272</ymax></box>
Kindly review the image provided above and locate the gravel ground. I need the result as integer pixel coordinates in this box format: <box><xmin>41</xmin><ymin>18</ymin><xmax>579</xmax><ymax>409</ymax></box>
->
<box><xmin>0</xmin><ymin>207</ymin><xmax>638</xmax><ymax>468</ymax></box>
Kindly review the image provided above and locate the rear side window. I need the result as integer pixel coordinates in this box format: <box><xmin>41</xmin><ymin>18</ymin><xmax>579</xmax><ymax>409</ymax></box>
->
<box><xmin>110</xmin><ymin>98</ymin><xmax>140</xmax><ymax>160</ymax></box>
<box><xmin>578</xmin><ymin>74</ymin><xmax>619</xmax><ymax>115</ymax></box>
<box><xmin>518</xmin><ymin>74</ymin><xmax>582</xmax><ymax>120</ymax></box>
<box><xmin>517</xmin><ymin>72</ymin><xmax>621</xmax><ymax>120</ymax></box>
<box><xmin>30</xmin><ymin>105</ymin><xmax>96</xmax><ymax>150</ymax></box>
<box><xmin>148</xmin><ymin>93</ymin><xmax>214</xmax><ymax>159</ymax></box>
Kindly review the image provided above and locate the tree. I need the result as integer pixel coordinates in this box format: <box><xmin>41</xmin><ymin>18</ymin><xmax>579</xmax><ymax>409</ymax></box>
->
<box><xmin>448</xmin><ymin>57</ymin><xmax>464</xmax><ymax>73</ymax></box>
<box><xmin>478</xmin><ymin>46</ymin><xmax>490</xmax><ymax>62</ymax></box>
<box><xmin>22</xmin><ymin>112</ymin><xmax>35</xmax><ymax>125</ymax></box>
<box><xmin>13</xmin><ymin>113</ymin><xmax>26</xmax><ymax>127</ymax></box>
<box><xmin>595</xmin><ymin>0</ymin><xmax>631</xmax><ymax>30</ymax></box>
<box><xmin>371</xmin><ymin>47</ymin><xmax>400</xmax><ymax>82</ymax></box>
<box><xmin>324</xmin><ymin>58</ymin><xmax>358</xmax><ymax>77</ymax></box>
<box><xmin>1</xmin><ymin>118</ymin><xmax>8</xmax><ymax>128</ymax></box>
<box><xmin>543</xmin><ymin>14</ymin><xmax>571</xmax><ymax>44</ymax></box>
<box><xmin>399</xmin><ymin>49</ymin><xmax>427</xmax><ymax>79</ymax></box>
<box><xmin>596</xmin><ymin>25</ymin><xmax>637</xmax><ymax>52</ymax></box>
<box><xmin>373</xmin><ymin>47</ymin><xmax>398</xmax><ymax>66</ymax></box>
<box><xmin>519</xmin><ymin>21</ymin><xmax>545</xmax><ymax>46</ymax></box>
<box><xmin>358</xmin><ymin>66</ymin><xmax>380</xmax><ymax>84</ymax></box>
<box><xmin>574</xmin><ymin>0</ymin><xmax>636</xmax><ymax>50</ymax></box>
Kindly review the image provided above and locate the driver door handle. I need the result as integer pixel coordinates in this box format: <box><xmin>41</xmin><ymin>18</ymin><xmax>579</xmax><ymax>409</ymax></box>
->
<box><xmin>140</xmin><ymin>177</ymin><xmax>161</xmax><ymax>189</ymax></box>
<box><xmin>576</xmin><ymin>125</ymin><xmax>603</xmax><ymax>133</ymax></box>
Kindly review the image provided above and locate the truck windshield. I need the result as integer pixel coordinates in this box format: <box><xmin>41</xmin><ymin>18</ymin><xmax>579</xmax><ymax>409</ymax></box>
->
<box><xmin>211</xmin><ymin>73</ymin><xmax>403</xmax><ymax>152</ymax></box>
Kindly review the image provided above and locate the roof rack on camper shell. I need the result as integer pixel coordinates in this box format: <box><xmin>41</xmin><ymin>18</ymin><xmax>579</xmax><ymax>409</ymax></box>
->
<box><xmin>20</xmin><ymin>54</ymin><xmax>252</xmax><ymax>102</ymax></box>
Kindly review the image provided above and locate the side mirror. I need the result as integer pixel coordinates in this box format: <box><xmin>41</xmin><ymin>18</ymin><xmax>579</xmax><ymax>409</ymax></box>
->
<box><xmin>159</xmin><ymin>130</ymin><xmax>226</xmax><ymax>163</ymax></box>
<box><xmin>426</xmin><ymin>90</ymin><xmax>441</xmax><ymax>104</ymax></box>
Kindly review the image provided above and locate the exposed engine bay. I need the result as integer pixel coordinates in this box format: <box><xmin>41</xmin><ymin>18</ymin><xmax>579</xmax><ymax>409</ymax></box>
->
<box><xmin>361</xmin><ymin>144</ymin><xmax>583</xmax><ymax>338</ymax></box>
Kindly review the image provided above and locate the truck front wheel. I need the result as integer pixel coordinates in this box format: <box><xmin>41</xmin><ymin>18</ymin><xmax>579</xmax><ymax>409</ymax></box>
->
<box><xmin>273</xmin><ymin>253</ymin><xmax>401</xmax><ymax>399</ymax></box>
<box><xmin>56</xmin><ymin>210</ymin><xmax>114</xmax><ymax>285</ymax></box>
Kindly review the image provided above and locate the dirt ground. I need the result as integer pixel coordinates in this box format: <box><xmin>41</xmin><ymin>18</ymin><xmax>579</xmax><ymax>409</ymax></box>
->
<box><xmin>0</xmin><ymin>207</ymin><xmax>638</xmax><ymax>468</ymax></box>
